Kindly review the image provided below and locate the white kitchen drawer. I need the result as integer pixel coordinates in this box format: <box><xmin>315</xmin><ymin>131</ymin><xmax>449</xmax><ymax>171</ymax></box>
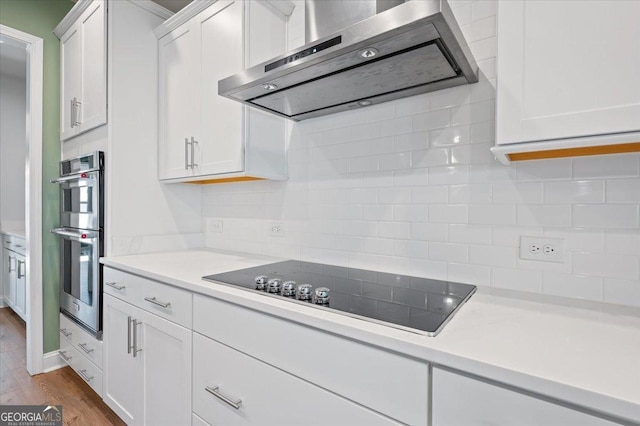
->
<box><xmin>60</xmin><ymin>314</ymin><xmax>103</xmax><ymax>368</ymax></box>
<box><xmin>192</xmin><ymin>413</ymin><xmax>210</xmax><ymax>426</ymax></box>
<box><xmin>104</xmin><ymin>267</ymin><xmax>192</xmax><ymax>328</ymax></box>
<box><xmin>432</xmin><ymin>367</ymin><xmax>618</xmax><ymax>426</ymax></box>
<box><xmin>193</xmin><ymin>333</ymin><xmax>399</xmax><ymax>426</ymax></box>
<box><xmin>59</xmin><ymin>338</ymin><xmax>103</xmax><ymax>397</ymax></box>
<box><xmin>193</xmin><ymin>295</ymin><xmax>429</xmax><ymax>425</ymax></box>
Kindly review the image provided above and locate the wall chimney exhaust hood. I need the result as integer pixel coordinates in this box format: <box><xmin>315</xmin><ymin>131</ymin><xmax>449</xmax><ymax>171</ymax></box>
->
<box><xmin>218</xmin><ymin>0</ymin><xmax>478</xmax><ymax>121</ymax></box>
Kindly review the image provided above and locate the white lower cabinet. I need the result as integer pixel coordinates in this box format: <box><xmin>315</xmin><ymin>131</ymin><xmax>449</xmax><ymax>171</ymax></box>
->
<box><xmin>193</xmin><ymin>333</ymin><xmax>399</xmax><ymax>426</ymax></box>
<box><xmin>2</xmin><ymin>235</ymin><xmax>26</xmax><ymax>321</ymax></box>
<box><xmin>103</xmin><ymin>292</ymin><xmax>191</xmax><ymax>426</ymax></box>
<box><xmin>432</xmin><ymin>367</ymin><xmax>618</xmax><ymax>426</ymax></box>
<box><xmin>59</xmin><ymin>313</ymin><xmax>103</xmax><ymax>396</ymax></box>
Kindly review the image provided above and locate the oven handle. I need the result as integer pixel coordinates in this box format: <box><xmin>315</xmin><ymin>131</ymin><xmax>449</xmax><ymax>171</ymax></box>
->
<box><xmin>50</xmin><ymin>168</ymin><xmax>101</xmax><ymax>184</ymax></box>
<box><xmin>51</xmin><ymin>227</ymin><xmax>99</xmax><ymax>242</ymax></box>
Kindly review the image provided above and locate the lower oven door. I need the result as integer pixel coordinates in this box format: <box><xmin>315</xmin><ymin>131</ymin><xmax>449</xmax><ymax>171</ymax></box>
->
<box><xmin>52</xmin><ymin>227</ymin><xmax>102</xmax><ymax>336</ymax></box>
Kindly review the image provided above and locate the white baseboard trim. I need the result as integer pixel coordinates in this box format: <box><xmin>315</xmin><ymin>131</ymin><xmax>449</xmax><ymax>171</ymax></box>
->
<box><xmin>42</xmin><ymin>351</ymin><xmax>66</xmax><ymax>373</ymax></box>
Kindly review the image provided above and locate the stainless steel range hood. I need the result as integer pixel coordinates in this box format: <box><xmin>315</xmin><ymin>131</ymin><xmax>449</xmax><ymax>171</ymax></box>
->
<box><xmin>218</xmin><ymin>0</ymin><xmax>478</xmax><ymax>121</ymax></box>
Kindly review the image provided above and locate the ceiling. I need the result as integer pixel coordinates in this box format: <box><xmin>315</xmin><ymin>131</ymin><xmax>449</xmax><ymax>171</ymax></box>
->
<box><xmin>0</xmin><ymin>36</ymin><xmax>27</xmax><ymax>79</ymax></box>
<box><xmin>151</xmin><ymin>0</ymin><xmax>192</xmax><ymax>13</ymax></box>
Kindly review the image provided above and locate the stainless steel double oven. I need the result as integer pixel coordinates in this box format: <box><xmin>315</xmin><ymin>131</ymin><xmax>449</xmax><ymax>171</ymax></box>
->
<box><xmin>52</xmin><ymin>152</ymin><xmax>104</xmax><ymax>338</ymax></box>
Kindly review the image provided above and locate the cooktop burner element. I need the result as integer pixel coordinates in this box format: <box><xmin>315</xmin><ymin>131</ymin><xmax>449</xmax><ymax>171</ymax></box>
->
<box><xmin>203</xmin><ymin>260</ymin><xmax>476</xmax><ymax>336</ymax></box>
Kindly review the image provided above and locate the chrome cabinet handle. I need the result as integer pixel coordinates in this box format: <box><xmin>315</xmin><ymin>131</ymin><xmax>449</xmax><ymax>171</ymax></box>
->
<box><xmin>127</xmin><ymin>316</ymin><xmax>133</xmax><ymax>354</ymax></box>
<box><xmin>72</xmin><ymin>98</ymin><xmax>82</xmax><ymax>127</ymax></box>
<box><xmin>105</xmin><ymin>281</ymin><xmax>125</xmax><ymax>291</ymax></box>
<box><xmin>60</xmin><ymin>328</ymin><xmax>72</xmax><ymax>338</ymax></box>
<box><xmin>78</xmin><ymin>369</ymin><xmax>93</xmax><ymax>382</ymax></box>
<box><xmin>144</xmin><ymin>296</ymin><xmax>171</xmax><ymax>308</ymax></box>
<box><xmin>205</xmin><ymin>386</ymin><xmax>242</xmax><ymax>409</ymax></box>
<box><xmin>17</xmin><ymin>260</ymin><xmax>25</xmax><ymax>279</ymax></box>
<box><xmin>133</xmin><ymin>320</ymin><xmax>142</xmax><ymax>358</ymax></box>
<box><xmin>185</xmin><ymin>138</ymin><xmax>190</xmax><ymax>170</ymax></box>
<box><xmin>70</xmin><ymin>99</ymin><xmax>75</xmax><ymax>128</ymax></box>
<box><xmin>78</xmin><ymin>343</ymin><xmax>94</xmax><ymax>354</ymax></box>
<box><xmin>8</xmin><ymin>256</ymin><xmax>14</xmax><ymax>272</ymax></box>
<box><xmin>190</xmin><ymin>136</ymin><xmax>198</xmax><ymax>168</ymax></box>
<box><xmin>59</xmin><ymin>350</ymin><xmax>72</xmax><ymax>362</ymax></box>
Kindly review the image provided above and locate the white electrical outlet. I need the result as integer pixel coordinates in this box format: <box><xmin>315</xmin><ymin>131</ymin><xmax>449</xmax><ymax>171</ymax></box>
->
<box><xmin>270</xmin><ymin>222</ymin><xmax>284</xmax><ymax>237</ymax></box>
<box><xmin>208</xmin><ymin>219</ymin><xmax>223</xmax><ymax>233</ymax></box>
<box><xmin>520</xmin><ymin>236</ymin><xmax>564</xmax><ymax>263</ymax></box>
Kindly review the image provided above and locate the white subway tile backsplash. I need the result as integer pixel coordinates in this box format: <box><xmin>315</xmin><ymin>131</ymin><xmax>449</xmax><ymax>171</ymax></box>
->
<box><xmin>378</xmin><ymin>222</ymin><xmax>411</xmax><ymax>239</ymax></box>
<box><xmin>573</xmin><ymin>154</ymin><xmax>640</xmax><ymax>179</ymax></box>
<box><xmin>200</xmin><ymin>1</ymin><xmax>640</xmax><ymax>309</ymax></box>
<box><xmin>411</xmin><ymin>223</ymin><xmax>449</xmax><ymax>242</ymax></box>
<box><xmin>606</xmin><ymin>178</ymin><xmax>640</xmax><ymax>203</ymax></box>
<box><xmin>428</xmin><ymin>166</ymin><xmax>469</xmax><ymax>185</ymax></box>
<box><xmin>429</xmin><ymin>204</ymin><xmax>468</xmax><ymax>223</ymax></box>
<box><xmin>448</xmin><ymin>262</ymin><xmax>491</xmax><ymax>286</ymax></box>
<box><xmin>412</xmin><ymin>109</ymin><xmax>450</xmax><ymax>132</ymax></box>
<box><xmin>605</xmin><ymin>230</ymin><xmax>640</xmax><ymax>255</ymax></box>
<box><xmin>543</xmin><ymin>180</ymin><xmax>605</xmax><ymax>204</ymax></box>
<box><xmin>491</xmin><ymin>267</ymin><xmax>542</xmax><ymax>293</ymax></box>
<box><xmin>429</xmin><ymin>242</ymin><xmax>469</xmax><ymax>263</ymax></box>
<box><xmin>573</xmin><ymin>204</ymin><xmax>639</xmax><ymax>229</ymax></box>
<box><xmin>516</xmin><ymin>204</ymin><xmax>571</xmax><ymax>227</ymax></box>
<box><xmin>411</xmin><ymin>186</ymin><xmax>449</xmax><ymax>204</ymax></box>
<box><xmin>573</xmin><ymin>252</ymin><xmax>639</xmax><ymax>281</ymax></box>
<box><xmin>469</xmin><ymin>245</ymin><xmax>517</xmax><ymax>268</ymax></box>
<box><xmin>492</xmin><ymin>182</ymin><xmax>542</xmax><ymax>203</ymax></box>
<box><xmin>469</xmin><ymin>204</ymin><xmax>516</xmax><ymax>225</ymax></box>
<box><xmin>603</xmin><ymin>278</ymin><xmax>640</xmax><ymax>308</ymax></box>
<box><xmin>449</xmin><ymin>224</ymin><xmax>492</xmax><ymax>244</ymax></box>
<box><xmin>449</xmin><ymin>183</ymin><xmax>492</xmax><ymax>204</ymax></box>
<box><xmin>542</xmin><ymin>273</ymin><xmax>603</xmax><ymax>302</ymax></box>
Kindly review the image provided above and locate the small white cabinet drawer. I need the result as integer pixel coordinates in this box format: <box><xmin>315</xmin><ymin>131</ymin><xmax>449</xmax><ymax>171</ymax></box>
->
<box><xmin>193</xmin><ymin>333</ymin><xmax>399</xmax><ymax>426</ymax></box>
<box><xmin>59</xmin><ymin>339</ymin><xmax>103</xmax><ymax>397</ymax></box>
<box><xmin>104</xmin><ymin>267</ymin><xmax>192</xmax><ymax>328</ymax></box>
<box><xmin>60</xmin><ymin>314</ymin><xmax>103</xmax><ymax>368</ymax></box>
<box><xmin>193</xmin><ymin>295</ymin><xmax>428</xmax><ymax>425</ymax></box>
<box><xmin>432</xmin><ymin>367</ymin><xmax>618</xmax><ymax>426</ymax></box>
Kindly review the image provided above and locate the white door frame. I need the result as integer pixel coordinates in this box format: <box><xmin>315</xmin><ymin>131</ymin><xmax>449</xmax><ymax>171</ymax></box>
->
<box><xmin>1</xmin><ymin>24</ymin><xmax>44</xmax><ymax>375</ymax></box>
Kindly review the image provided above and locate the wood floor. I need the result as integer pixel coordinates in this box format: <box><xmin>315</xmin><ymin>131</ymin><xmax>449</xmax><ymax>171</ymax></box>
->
<box><xmin>0</xmin><ymin>307</ymin><xmax>125</xmax><ymax>425</ymax></box>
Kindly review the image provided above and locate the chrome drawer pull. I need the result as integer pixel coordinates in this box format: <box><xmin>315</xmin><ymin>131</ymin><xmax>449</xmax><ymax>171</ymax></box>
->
<box><xmin>205</xmin><ymin>386</ymin><xmax>242</xmax><ymax>409</ymax></box>
<box><xmin>60</xmin><ymin>328</ymin><xmax>72</xmax><ymax>338</ymax></box>
<box><xmin>105</xmin><ymin>281</ymin><xmax>125</xmax><ymax>291</ymax></box>
<box><xmin>78</xmin><ymin>369</ymin><xmax>93</xmax><ymax>382</ymax></box>
<box><xmin>59</xmin><ymin>350</ymin><xmax>72</xmax><ymax>362</ymax></box>
<box><xmin>144</xmin><ymin>296</ymin><xmax>171</xmax><ymax>308</ymax></box>
<box><xmin>78</xmin><ymin>343</ymin><xmax>94</xmax><ymax>354</ymax></box>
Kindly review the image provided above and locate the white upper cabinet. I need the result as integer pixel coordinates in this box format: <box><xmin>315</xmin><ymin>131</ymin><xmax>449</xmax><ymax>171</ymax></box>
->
<box><xmin>156</xmin><ymin>0</ymin><xmax>291</xmax><ymax>183</ymax></box>
<box><xmin>57</xmin><ymin>0</ymin><xmax>107</xmax><ymax>141</ymax></box>
<box><xmin>493</xmin><ymin>0</ymin><xmax>640</xmax><ymax>163</ymax></box>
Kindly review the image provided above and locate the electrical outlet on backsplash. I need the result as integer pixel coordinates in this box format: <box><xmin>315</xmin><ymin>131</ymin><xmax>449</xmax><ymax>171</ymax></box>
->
<box><xmin>201</xmin><ymin>0</ymin><xmax>640</xmax><ymax>309</ymax></box>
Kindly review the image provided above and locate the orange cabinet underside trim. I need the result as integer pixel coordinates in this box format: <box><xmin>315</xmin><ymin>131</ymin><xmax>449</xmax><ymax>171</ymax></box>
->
<box><xmin>508</xmin><ymin>142</ymin><xmax>640</xmax><ymax>162</ymax></box>
<box><xmin>187</xmin><ymin>176</ymin><xmax>265</xmax><ymax>184</ymax></box>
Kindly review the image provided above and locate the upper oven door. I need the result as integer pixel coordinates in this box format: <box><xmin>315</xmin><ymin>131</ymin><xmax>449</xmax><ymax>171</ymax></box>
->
<box><xmin>53</xmin><ymin>170</ymin><xmax>102</xmax><ymax>230</ymax></box>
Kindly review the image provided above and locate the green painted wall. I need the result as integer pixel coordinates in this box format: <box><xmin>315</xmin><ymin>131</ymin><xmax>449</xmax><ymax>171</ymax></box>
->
<box><xmin>0</xmin><ymin>0</ymin><xmax>74</xmax><ymax>353</ymax></box>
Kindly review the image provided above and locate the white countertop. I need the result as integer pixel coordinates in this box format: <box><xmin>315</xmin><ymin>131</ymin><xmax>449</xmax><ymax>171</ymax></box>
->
<box><xmin>101</xmin><ymin>249</ymin><xmax>640</xmax><ymax>423</ymax></box>
<box><xmin>1</xmin><ymin>229</ymin><xmax>26</xmax><ymax>239</ymax></box>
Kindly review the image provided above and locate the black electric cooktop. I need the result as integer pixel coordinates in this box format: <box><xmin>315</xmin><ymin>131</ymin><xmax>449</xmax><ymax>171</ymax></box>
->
<box><xmin>203</xmin><ymin>260</ymin><xmax>476</xmax><ymax>336</ymax></box>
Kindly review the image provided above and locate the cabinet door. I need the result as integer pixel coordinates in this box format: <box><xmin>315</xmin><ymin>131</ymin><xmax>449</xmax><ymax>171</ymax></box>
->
<box><xmin>158</xmin><ymin>23</ymin><xmax>199</xmax><ymax>180</ymax></box>
<box><xmin>197</xmin><ymin>0</ymin><xmax>244</xmax><ymax>177</ymax></box>
<box><xmin>193</xmin><ymin>333</ymin><xmax>398</xmax><ymax>426</ymax></box>
<box><xmin>496</xmin><ymin>1</ymin><xmax>640</xmax><ymax>145</ymax></box>
<box><xmin>103</xmin><ymin>294</ymin><xmax>143</xmax><ymax>425</ymax></box>
<box><xmin>5</xmin><ymin>252</ymin><xmax>16</xmax><ymax>308</ymax></box>
<box><xmin>432</xmin><ymin>367</ymin><xmax>618</xmax><ymax>426</ymax></box>
<box><xmin>78</xmin><ymin>0</ymin><xmax>107</xmax><ymax>132</ymax></box>
<box><xmin>60</xmin><ymin>24</ymin><xmax>82</xmax><ymax>141</ymax></box>
<box><xmin>137</xmin><ymin>308</ymin><xmax>191</xmax><ymax>426</ymax></box>
<box><xmin>14</xmin><ymin>254</ymin><xmax>26</xmax><ymax>319</ymax></box>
